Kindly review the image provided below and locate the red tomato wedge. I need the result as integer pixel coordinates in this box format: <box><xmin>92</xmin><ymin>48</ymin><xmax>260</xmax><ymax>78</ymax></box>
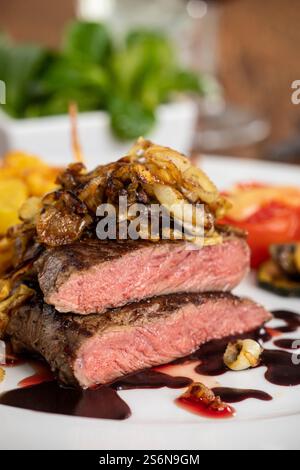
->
<box><xmin>220</xmin><ymin>185</ymin><xmax>300</xmax><ymax>268</ymax></box>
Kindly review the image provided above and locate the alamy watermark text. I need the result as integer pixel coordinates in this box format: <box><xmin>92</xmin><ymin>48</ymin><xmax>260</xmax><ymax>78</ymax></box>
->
<box><xmin>291</xmin><ymin>80</ymin><xmax>300</xmax><ymax>104</ymax></box>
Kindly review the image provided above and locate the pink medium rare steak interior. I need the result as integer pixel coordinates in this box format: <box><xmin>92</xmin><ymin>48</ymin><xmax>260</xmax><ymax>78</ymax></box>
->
<box><xmin>74</xmin><ymin>294</ymin><xmax>270</xmax><ymax>387</ymax></box>
<box><xmin>42</xmin><ymin>237</ymin><xmax>250</xmax><ymax>314</ymax></box>
<box><xmin>7</xmin><ymin>292</ymin><xmax>271</xmax><ymax>388</ymax></box>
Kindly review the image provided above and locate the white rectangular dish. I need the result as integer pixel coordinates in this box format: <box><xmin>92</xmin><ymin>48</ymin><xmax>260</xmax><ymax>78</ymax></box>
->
<box><xmin>0</xmin><ymin>100</ymin><xmax>198</xmax><ymax>167</ymax></box>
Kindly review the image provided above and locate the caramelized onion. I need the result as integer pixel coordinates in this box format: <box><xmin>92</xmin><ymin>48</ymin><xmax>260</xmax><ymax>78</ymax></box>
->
<box><xmin>37</xmin><ymin>206</ymin><xmax>91</xmax><ymax>247</ymax></box>
<box><xmin>153</xmin><ymin>184</ymin><xmax>203</xmax><ymax>231</ymax></box>
<box><xmin>5</xmin><ymin>139</ymin><xmax>230</xmax><ymax>273</ymax></box>
<box><xmin>19</xmin><ymin>197</ymin><xmax>42</xmax><ymax>223</ymax></box>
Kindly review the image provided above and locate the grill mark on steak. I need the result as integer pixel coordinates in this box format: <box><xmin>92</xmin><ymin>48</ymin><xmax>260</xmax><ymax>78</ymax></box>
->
<box><xmin>35</xmin><ymin>239</ymin><xmax>179</xmax><ymax>297</ymax></box>
<box><xmin>7</xmin><ymin>292</ymin><xmax>272</xmax><ymax>388</ymax></box>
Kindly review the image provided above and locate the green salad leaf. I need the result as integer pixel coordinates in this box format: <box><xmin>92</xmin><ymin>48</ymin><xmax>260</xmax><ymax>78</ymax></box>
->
<box><xmin>110</xmin><ymin>97</ymin><xmax>155</xmax><ymax>140</ymax></box>
<box><xmin>0</xmin><ymin>21</ymin><xmax>207</xmax><ymax>140</ymax></box>
<box><xmin>63</xmin><ymin>21</ymin><xmax>113</xmax><ymax>65</ymax></box>
<box><xmin>0</xmin><ymin>38</ymin><xmax>48</xmax><ymax>117</ymax></box>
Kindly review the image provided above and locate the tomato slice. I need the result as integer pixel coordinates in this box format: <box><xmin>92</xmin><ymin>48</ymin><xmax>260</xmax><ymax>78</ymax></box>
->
<box><xmin>222</xmin><ymin>202</ymin><xmax>300</xmax><ymax>268</ymax></box>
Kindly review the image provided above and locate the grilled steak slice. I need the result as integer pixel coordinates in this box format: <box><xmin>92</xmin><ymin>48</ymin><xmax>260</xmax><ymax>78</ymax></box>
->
<box><xmin>36</xmin><ymin>236</ymin><xmax>250</xmax><ymax>315</ymax></box>
<box><xmin>7</xmin><ymin>292</ymin><xmax>271</xmax><ymax>388</ymax></box>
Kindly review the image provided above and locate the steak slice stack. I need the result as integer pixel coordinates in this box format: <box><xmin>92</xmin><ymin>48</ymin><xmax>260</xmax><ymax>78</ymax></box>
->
<box><xmin>7</xmin><ymin>292</ymin><xmax>271</xmax><ymax>388</ymax></box>
<box><xmin>36</xmin><ymin>236</ymin><xmax>250</xmax><ymax>315</ymax></box>
<box><xmin>6</xmin><ymin>233</ymin><xmax>271</xmax><ymax>388</ymax></box>
<box><xmin>3</xmin><ymin>138</ymin><xmax>272</xmax><ymax>390</ymax></box>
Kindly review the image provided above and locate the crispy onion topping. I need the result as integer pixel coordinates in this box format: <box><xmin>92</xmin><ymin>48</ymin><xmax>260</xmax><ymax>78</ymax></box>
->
<box><xmin>33</xmin><ymin>138</ymin><xmax>228</xmax><ymax>248</ymax></box>
<box><xmin>36</xmin><ymin>191</ymin><xmax>92</xmax><ymax>247</ymax></box>
<box><xmin>0</xmin><ymin>138</ymin><xmax>231</xmax><ymax>272</ymax></box>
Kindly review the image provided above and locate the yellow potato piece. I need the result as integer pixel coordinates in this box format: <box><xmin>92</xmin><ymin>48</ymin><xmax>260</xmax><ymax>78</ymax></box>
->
<box><xmin>26</xmin><ymin>172</ymin><xmax>58</xmax><ymax>197</ymax></box>
<box><xmin>0</xmin><ymin>168</ymin><xmax>20</xmax><ymax>180</ymax></box>
<box><xmin>0</xmin><ymin>179</ymin><xmax>28</xmax><ymax>234</ymax></box>
<box><xmin>0</xmin><ymin>179</ymin><xmax>28</xmax><ymax>208</ymax></box>
<box><xmin>0</xmin><ymin>151</ymin><xmax>61</xmax><ymax>275</ymax></box>
<box><xmin>4</xmin><ymin>151</ymin><xmax>47</xmax><ymax>172</ymax></box>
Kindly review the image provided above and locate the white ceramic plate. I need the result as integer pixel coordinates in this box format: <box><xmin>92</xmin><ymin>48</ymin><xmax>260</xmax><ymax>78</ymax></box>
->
<box><xmin>1</xmin><ymin>156</ymin><xmax>300</xmax><ymax>450</ymax></box>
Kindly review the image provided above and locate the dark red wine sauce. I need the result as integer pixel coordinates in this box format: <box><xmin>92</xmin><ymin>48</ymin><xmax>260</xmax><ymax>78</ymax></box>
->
<box><xmin>271</xmin><ymin>310</ymin><xmax>300</xmax><ymax>333</ymax></box>
<box><xmin>265</xmin><ymin>328</ymin><xmax>282</xmax><ymax>338</ymax></box>
<box><xmin>176</xmin><ymin>396</ymin><xmax>235</xmax><ymax>419</ymax></box>
<box><xmin>0</xmin><ymin>358</ymin><xmax>193</xmax><ymax>420</ymax></box>
<box><xmin>0</xmin><ymin>382</ymin><xmax>131</xmax><ymax>420</ymax></box>
<box><xmin>1</xmin><ymin>311</ymin><xmax>299</xmax><ymax>420</ymax></box>
<box><xmin>212</xmin><ymin>387</ymin><xmax>272</xmax><ymax>403</ymax></box>
<box><xmin>18</xmin><ymin>361</ymin><xmax>54</xmax><ymax>388</ymax></box>
<box><xmin>193</xmin><ymin>311</ymin><xmax>300</xmax><ymax>388</ymax></box>
<box><xmin>194</xmin><ymin>328</ymin><xmax>270</xmax><ymax>377</ymax></box>
<box><xmin>261</xmin><ymin>349</ymin><xmax>300</xmax><ymax>386</ymax></box>
<box><xmin>273</xmin><ymin>339</ymin><xmax>300</xmax><ymax>350</ymax></box>
<box><xmin>113</xmin><ymin>370</ymin><xmax>192</xmax><ymax>390</ymax></box>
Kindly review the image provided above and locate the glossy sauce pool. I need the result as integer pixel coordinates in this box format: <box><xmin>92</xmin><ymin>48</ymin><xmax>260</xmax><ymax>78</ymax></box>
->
<box><xmin>0</xmin><ymin>310</ymin><xmax>299</xmax><ymax>420</ymax></box>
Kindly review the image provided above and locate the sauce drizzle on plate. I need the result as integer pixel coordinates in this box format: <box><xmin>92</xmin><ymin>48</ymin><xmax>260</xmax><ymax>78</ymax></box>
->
<box><xmin>1</xmin><ymin>310</ymin><xmax>299</xmax><ymax>420</ymax></box>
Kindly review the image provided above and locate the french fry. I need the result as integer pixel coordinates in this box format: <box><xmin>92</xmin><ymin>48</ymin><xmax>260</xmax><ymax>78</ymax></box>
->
<box><xmin>26</xmin><ymin>172</ymin><xmax>58</xmax><ymax>197</ymax></box>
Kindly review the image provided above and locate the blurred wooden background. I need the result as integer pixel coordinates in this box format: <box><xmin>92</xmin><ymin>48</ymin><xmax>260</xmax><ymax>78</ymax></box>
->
<box><xmin>0</xmin><ymin>0</ymin><xmax>300</xmax><ymax>161</ymax></box>
<box><xmin>218</xmin><ymin>0</ymin><xmax>300</xmax><ymax>160</ymax></box>
<box><xmin>0</xmin><ymin>0</ymin><xmax>75</xmax><ymax>48</ymax></box>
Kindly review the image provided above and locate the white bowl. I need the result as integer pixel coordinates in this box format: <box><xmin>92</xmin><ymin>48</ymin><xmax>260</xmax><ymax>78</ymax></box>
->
<box><xmin>0</xmin><ymin>100</ymin><xmax>198</xmax><ymax>168</ymax></box>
